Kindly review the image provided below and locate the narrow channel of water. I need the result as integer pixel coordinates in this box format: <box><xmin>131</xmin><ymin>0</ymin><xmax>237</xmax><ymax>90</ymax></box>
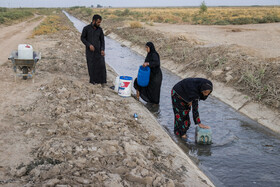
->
<box><xmin>64</xmin><ymin>11</ymin><xmax>280</xmax><ymax>187</ymax></box>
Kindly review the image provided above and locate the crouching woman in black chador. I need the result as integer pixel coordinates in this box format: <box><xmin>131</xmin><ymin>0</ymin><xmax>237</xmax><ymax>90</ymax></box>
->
<box><xmin>134</xmin><ymin>42</ymin><xmax>162</xmax><ymax>104</ymax></box>
<box><xmin>171</xmin><ymin>78</ymin><xmax>213</xmax><ymax>139</ymax></box>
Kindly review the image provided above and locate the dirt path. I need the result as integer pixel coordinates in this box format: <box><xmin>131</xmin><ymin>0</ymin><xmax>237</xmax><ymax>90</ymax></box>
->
<box><xmin>0</xmin><ymin>39</ymin><xmax>55</xmax><ymax>185</ymax></box>
<box><xmin>0</xmin><ymin>16</ymin><xmax>44</xmax><ymax>180</ymax></box>
<box><xmin>145</xmin><ymin>22</ymin><xmax>280</xmax><ymax>59</ymax></box>
<box><xmin>0</xmin><ymin>16</ymin><xmax>43</xmax><ymax>66</ymax></box>
<box><xmin>0</xmin><ymin>14</ymin><xmax>214</xmax><ymax>186</ymax></box>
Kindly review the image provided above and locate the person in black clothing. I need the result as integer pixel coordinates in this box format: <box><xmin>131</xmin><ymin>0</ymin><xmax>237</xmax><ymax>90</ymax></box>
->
<box><xmin>171</xmin><ymin>78</ymin><xmax>213</xmax><ymax>139</ymax></box>
<box><xmin>81</xmin><ymin>14</ymin><xmax>106</xmax><ymax>85</ymax></box>
<box><xmin>134</xmin><ymin>42</ymin><xmax>162</xmax><ymax>104</ymax></box>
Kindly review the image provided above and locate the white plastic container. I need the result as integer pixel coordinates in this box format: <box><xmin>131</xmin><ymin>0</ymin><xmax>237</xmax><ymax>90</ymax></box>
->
<box><xmin>18</xmin><ymin>44</ymin><xmax>33</xmax><ymax>59</ymax></box>
<box><xmin>118</xmin><ymin>76</ymin><xmax>133</xmax><ymax>97</ymax></box>
<box><xmin>114</xmin><ymin>76</ymin><xmax>120</xmax><ymax>92</ymax></box>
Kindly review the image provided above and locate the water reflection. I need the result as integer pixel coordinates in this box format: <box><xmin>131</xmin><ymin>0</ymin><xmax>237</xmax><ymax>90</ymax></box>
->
<box><xmin>189</xmin><ymin>144</ymin><xmax>213</xmax><ymax>157</ymax></box>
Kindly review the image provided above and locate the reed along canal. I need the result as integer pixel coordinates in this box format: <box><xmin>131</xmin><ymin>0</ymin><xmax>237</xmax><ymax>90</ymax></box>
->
<box><xmin>64</xmin><ymin>11</ymin><xmax>280</xmax><ymax>187</ymax></box>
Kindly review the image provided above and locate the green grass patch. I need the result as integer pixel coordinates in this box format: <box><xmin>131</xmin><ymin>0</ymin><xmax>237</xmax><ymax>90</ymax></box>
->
<box><xmin>0</xmin><ymin>8</ymin><xmax>34</xmax><ymax>24</ymax></box>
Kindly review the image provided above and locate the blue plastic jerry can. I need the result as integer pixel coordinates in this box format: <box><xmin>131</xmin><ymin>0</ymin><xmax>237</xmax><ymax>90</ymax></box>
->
<box><xmin>137</xmin><ymin>66</ymin><xmax>150</xmax><ymax>87</ymax></box>
<box><xmin>195</xmin><ymin>126</ymin><xmax>212</xmax><ymax>145</ymax></box>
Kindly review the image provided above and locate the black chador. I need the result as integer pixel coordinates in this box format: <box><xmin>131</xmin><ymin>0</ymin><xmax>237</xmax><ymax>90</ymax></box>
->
<box><xmin>81</xmin><ymin>22</ymin><xmax>106</xmax><ymax>84</ymax></box>
<box><xmin>134</xmin><ymin>42</ymin><xmax>162</xmax><ymax>104</ymax></box>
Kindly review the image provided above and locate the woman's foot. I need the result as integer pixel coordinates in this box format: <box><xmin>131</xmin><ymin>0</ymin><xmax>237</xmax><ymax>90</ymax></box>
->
<box><xmin>181</xmin><ymin>134</ymin><xmax>187</xmax><ymax>139</ymax></box>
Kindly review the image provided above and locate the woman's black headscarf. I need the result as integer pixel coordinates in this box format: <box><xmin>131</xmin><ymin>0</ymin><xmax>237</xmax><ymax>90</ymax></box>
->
<box><xmin>173</xmin><ymin>78</ymin><xmax>213</xmax><ymax>102</ymax></box>
<box><xmin>199</xmin><ymin>80</ymin><xmax>213</xmax><ymax>100</ymax></box>
<box><xmin>145</xmin><ymin>42</ymin><xmax>159</xmax><ymax>61</ymax></box>
<box><xmin>146</xmin><ymin>42</ymin><xmax>156</xmax><ymax>53</ymax></box>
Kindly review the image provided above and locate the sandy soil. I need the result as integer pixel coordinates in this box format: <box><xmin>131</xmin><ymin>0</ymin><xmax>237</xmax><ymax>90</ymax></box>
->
<box><xmin>0</xmin><ymin>14</ymin><xmax>214</xmax><ymax>186</ymax></box>
<box><xmin>0</xmin><ymin>16</ymin><xmax>44</xmax><ymax>66</ymax></box>
<box><xmin>145</xmin><ymin>22</ymin><xmax>280</xmax><ymax>59</ymax></box>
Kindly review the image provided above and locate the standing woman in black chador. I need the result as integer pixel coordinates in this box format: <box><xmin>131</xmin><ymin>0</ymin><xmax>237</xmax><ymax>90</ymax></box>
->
<box><xmin>171</xmin><ymin>78</ymin><xmax>213</xmax><ymax>139</ymax></box>
<box><xmin>134</xmin><ymin>42</ymin><xmax>162</xmax><ymax>104</ymax></box>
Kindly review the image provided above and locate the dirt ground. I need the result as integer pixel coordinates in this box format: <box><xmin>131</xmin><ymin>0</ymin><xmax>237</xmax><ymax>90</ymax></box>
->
<box><xmin>0</xmin><ymin>15</ymin><xmax>44</xmax><ymax>66</ymax></box>
<box><xmin>145</xmin><ymin>22</ymin><xmax>280</xmax><ymax>59</ymax></box>
<box><xmin>0</xmin><ymin>14</ymin><xmax>214</xmax><ymax>186</ymax></box>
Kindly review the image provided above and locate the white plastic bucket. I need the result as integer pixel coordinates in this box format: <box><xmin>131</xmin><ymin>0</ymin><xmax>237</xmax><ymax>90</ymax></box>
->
<box><xmin>118</xmin><ymin>76</ymin><xmax>133</xmax><ymax>97</ymax></box>
<box><xmin>114</xmin><ymin>76</ymin><xmax>119</xmax><ymax>92</ymax></box>
<box><xmin>18</xmin><ymin>44</ymin><xmax>33</xmax><ymax>59</ymax></box>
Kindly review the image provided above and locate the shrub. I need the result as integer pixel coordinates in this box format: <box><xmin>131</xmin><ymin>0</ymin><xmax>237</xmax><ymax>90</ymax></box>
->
<box><xmin>192</xmin><ymin>14</ymin><xmax>212</xmax><ymax>24</ymax></box>
<box><xmin>69</xmin><ymin>6</ymin><xmax>84</xmax><ymax>10</ymax></box>
<box><xmin>0</xmin><ymin>16</ymin><xmax>4</xmax><ymax>24</ymax></box>
<box><xmin>0</xmin><ymin>9</ymin><xmax>33</xmax><ymax>24</ymax></box>
<box><xmin>82</xmin><ymin>8</ymin><xmax>92</xmax><ymax>17</ymax></box>
<box><xmin>199</xmin><ymin>1</ymin><xmax>207</xmax><ymax>14</ymax></box>
<box><xmin>259</xmin><ymin>14</ymin><xmax>280</xmax><ymax>23</ymax></box>
<box><xmin>148</xmin><ymin>15</ymin><xmax>165</xmax><ymax>23</ymax></box>
<box><xmin>214</xmin><ymin>19</ymin><xmax>230</xmax><ymax>25</ymax></box>
<box><xmin>123</xmin><ymin>9</ymin><xmax>130</xmax><ymax>16</ymax></box>
<box><xmin>129</xmin><ymin>21</ymin><xmax>142</xmax><ymax>28</ymax></box>
<box><xmin>0</xmin><ymin>7</ymin><xmax>8</xmax><ymax>12</ymax></box>
<box><xmin>230</xmin><ymin>17</ymin><xmax>256</xmax><ymax>25</ymax></box>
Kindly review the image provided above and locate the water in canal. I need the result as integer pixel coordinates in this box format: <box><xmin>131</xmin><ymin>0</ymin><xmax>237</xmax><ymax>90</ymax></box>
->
<box><xmin>64</xmin><ymin>11</ymin><xmax>280</xmax><ymax>187</ymax></box>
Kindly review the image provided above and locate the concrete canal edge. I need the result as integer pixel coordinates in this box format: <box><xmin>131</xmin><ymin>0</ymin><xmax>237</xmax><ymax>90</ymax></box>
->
<box><xmin>107</xmin><ymin>32</ymin><xmax>280</xmax><ymax>134</ymax></box>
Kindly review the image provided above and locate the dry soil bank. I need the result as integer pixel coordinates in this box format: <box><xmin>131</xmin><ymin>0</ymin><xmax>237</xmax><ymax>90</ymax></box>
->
<box><xmin>0</xmin><ymin>13</ymin><xmax>214</xmax><ymax>186</ymax></box>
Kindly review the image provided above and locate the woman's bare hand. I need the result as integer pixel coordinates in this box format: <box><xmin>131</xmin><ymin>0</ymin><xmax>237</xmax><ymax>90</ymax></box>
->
<box><xmin>143</xmin><ymin>62</ymin><xmax>149</xmax><ymax>67</ymax></box>
<box><xmin>198</xmin><ymin>123</ymin><xmax>210</xmax><ymax>129</ymax></box>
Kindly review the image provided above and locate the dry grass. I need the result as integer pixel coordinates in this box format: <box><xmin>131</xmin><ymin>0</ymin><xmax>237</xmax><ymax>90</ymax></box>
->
<box><xmin>68</xmin><ymin>6</ymin><xmax>280</xmax><ymax>25</ymax></box>
<box><xmin>31</xmin><ymin>15</ymin><xmax>69</xmax><ymax>37</ymax></box>
<box><xmin>129</xmin><ymin>21</ymin><xmax>143</xmax><ymax>28</ymax></box>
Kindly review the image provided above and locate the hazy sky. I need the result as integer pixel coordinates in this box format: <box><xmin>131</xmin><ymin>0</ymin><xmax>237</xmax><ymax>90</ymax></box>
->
<box><xmin>0</xmin><ymin>0</ymin><xmax>280</xmax><ymax>8</ymax></box>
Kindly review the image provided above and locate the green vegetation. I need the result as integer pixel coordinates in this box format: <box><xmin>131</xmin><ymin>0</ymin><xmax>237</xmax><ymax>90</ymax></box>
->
<box><xmin>68</xmin><ymin>6</ymin><xmax>92</xmax><ymax>20</ymax></box>
<box><xmin>0</xmin><ymin>7</ymin><xmax>62</xmax><ymax>25</ymax></box>
<box><xmin>0</xmin><ymin>8</ymin><xmax>33</xmax><ymax>24</ymax></box>
<box><xmin>199</xmin><ymin>1</ymin><xmax>208</xmax><ymax>13</ymax></box>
